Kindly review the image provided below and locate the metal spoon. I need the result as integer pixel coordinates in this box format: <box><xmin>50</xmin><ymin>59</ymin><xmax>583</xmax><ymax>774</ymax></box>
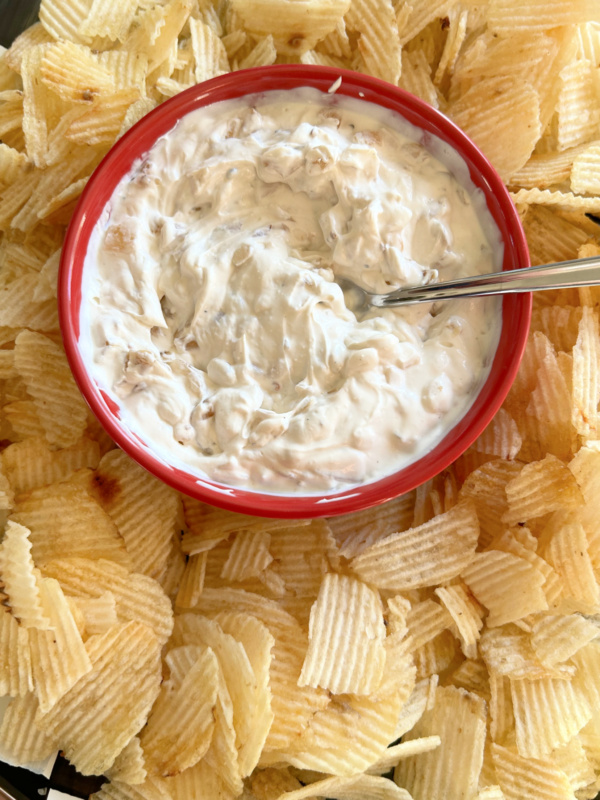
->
<box><xmin>336</xmin><ymin>255</ymin><xmax>600</xmax><ymax>312</ymax></box>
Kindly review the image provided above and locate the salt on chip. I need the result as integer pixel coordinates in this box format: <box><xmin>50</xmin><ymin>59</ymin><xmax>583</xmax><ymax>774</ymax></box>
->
<box><xmin>41</xmin><ymin>557</ymin><xmax>174</xmax><ymax>646</ymax></box>
<box><xmin>299</xmin><ymin>573</ymin><xmax>386</xmax><ymax>695</ymax></box>
<box><xmin>141</xmin><ymin>645</ymin><xmax>219</xmax><ymax>776</ymax></box>
<box><xmin>14</xmin><ymin>330</ymin><xmax>88</xmax><ymax>448</ymax></box>
<box><xmin>461</xmin><ymin>551</ymin><xmax>548</xmax><ymax>627</ymax></box>
<box><xmin>37</xmin><ymin>620</ymin><xmax>162</xmax><ymax>775</ymax></box>
<box><xmin>351</xmin><ymin>501</ymin><xmax>479</xmax><ymax>591</ymax></box>
<box><xmin>394</xmin><ymin>686</ymin><xmax>487</xmax><ymax>800</ymax></box>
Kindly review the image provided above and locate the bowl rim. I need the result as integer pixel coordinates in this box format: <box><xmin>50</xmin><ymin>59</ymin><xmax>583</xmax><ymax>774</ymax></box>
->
<box><xmin>59</xmin><ymin>64</ymin><xmax>532</xmax><ymax>519</ymax></box>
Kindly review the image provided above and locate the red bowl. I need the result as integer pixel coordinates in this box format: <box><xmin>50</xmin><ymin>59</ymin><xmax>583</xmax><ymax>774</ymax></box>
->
<box><xmin>59</xmin><ymin>65</ymin><xmax>531</xmax><ymax>519</ymax></box>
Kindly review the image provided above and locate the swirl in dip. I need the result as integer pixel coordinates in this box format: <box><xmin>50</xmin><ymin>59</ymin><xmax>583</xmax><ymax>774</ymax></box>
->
<box><xmin>80</xmin><ymin>87</ymin><xmax>502</xmax><ymax>494</ymax></box>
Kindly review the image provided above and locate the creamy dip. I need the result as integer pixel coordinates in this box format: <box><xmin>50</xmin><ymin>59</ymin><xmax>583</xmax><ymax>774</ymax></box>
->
<box><xmin>80</xmin><ymin>88</ymin><xmax>502</xmax><ymax>494</ymax></box>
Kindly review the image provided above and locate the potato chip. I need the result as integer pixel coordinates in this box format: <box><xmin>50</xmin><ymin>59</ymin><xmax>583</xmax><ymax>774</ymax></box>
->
<box><xmin>232</xmin><ymin>0</ymin><xmax>349</xmax><ymax>56</ymax></box>
<box><xmin>221</xmin><ymin>530</ymin><xmax>273</xmax><ymax>583</ymax></box>
<box><xmin>64</xmin><ymin>87</ymin><xmax>140</xmax><ymax>145</ymax></box>
<box><xmin>448</xmin><ymin>77</ymin><xmax>541</xmax><ymax>180</ymax></box>
<box><xmin>174</xmin><ymin>552</ymin><xmax>207</xmax><ymax>609</ymax></box>
<box><xmin>352</xmin><ymin>501</ymin><xmax>479</xmax><ymax>591</ymax></box>
<box><xmin>106</xmin><ymin>736</ymin><xmax>146</xmax><ymax>786</ymax></box>
<box><xmin>250</xmin><ymin>767</ymin><xmax>303</xmax><ymax>799</ymax></box>
<box><xmin>511</xmin><ymin>187</ymin><xmax>600</xmax><ymax>214</ymax></box>
<box><xmin>461</xmin><ymin>551</ymin><xmax>548</xmax><ymax>627</ymax></box>
<box><xmin>0</xmin><ymin>144</ymin><xmax>29</xmax><ymax>190</ymax></box>
<box><xmin>458</xmin><ymin>459</ymin><xmax>522</xmax><ymax>548</ymax></box>
<box><xmin>571</xmin><ymin>141</ymin><xmax>600</xmax><ymax>195</ymax></box>
<box><xmin>90</xmin><ymin>777</ymin><xmax>168</xmax><ymax>800</ymax></box>
<box><xmin>541</xmin><ymin>519</ymin><xmax>599</xmax><ymax>612</ymax></box>
<box><xmin>189</xmin><ymin>17</ymin><xmax>229</xmax><ymax>82</ymax></box>
<box><xmin>14</xmin><ymin>331</ymin><xmax>88</xmax><ymax>447</ymax></box>
<box><xmin>435</xmin><ymin>584</ymin><xmax>485</xmax><ymax>654</ymax></box>
<box><xmin>557</xmin><ymin>58</ymin><xmax>600</xmax><ymax>152</ymax></box>
<box><xmin>170</xmin><ymin>613</ymin><xmax>271</xmax><ymax>776</ymax></box>
<box><xmin>28</xmin><ymin>576</ymin><xmax>92</xmax><ymax>714</ymax></box>
<box><xmin>511</xmin><ymin>675</ymin><xmax>592</xmax><ymax>758</ymax></box>
<box><xmin>521</xmin><ymin>205</ymin><xmax>590</xmax><ymax>266</ymax></box>
<box><xmin>0</xmin><ymin>606</ymin><xmax>33</xmax><ymax>697</ymax></box>
<box><xmin>78</xmin><ymin>0</ymin><xmax>140</xmax><ymax>42</ymax></box>
<box><xmin>488</xmin><ymin>0</ymin><xmax>600</xmax><ymax>32</ymax></box>
<box><xmin>205</xmin><ymin>657</ymin><xmax>243</xmax><ymax>797</ymax></box>
<box><xmin>72</xmin><ymin>591</ymin><xmax>119</xmax><ymax>637</ymax></box>
<box><xmin>37</xmin><ymin>620</ymin><xmax>162</xmax><ymax>775</ymax></box>
<box><xmin>489</xmin><ymin>672</ymin><xmax>515</xmax><ymax>745</ymax></box>
<box><xmin>278</xmin><ymin>672</ymin><xmax>413</xmax><ymax>776</ymax></box>
<box><xmin>480</xmin><ymin>626</ymin><xmax>574</xmax><ymax>681</ymax></box>
<box><xmin>299</xmin><ymin>573</ymin><xmax>386</xmax><ymax>695</ymax></box>
<box><xmin>368</xmin><ymin>735</ymin><xmax>441</xmax><ymax>776</ymax></box>
<box><xmin>345</xmin><ymin>0</ymin><xmax>401</xmax><ymax>84</ymax></box>
<box><xmin>503</xmin><ymin>454</ymin><xmax>583</xmax><ymax>526</ymax></box>
<box><xmin>394</xmin><ymin>686</ymin><xmax>487</xmax><ymax>800</ymax></box>
<box><xmin>141</xmin><ymin>645</ymin><xmax>219</xmax><ymax>776</ymax></box>
<box><xmin>40</xmin><ymin>41</ymin><xmax>115</xmax><ymax>103</ymax></box>
<box><xmin>510</xmin><ymin>142</ymin><xmax>592</xmax><ymax>189</ymax></box>
<box><xmin>1</xmin><ymin>436</ymin><xmax>100</xmax><ymax>494</ymax></box>
<box><xmin>20</xmin><ymin>44</ymin><xmax>51</xmax><ymax>167</ymax></box>
<box><xmin>0</xmin><ymin>692</ymin><xmax>57</xmax><ymax>764</ymax></box>
<box><xmin>276</xmin><ymin>773</ymin><xmax>413</xmax><ymax>799</ymax></box>
<box><xmin>405</xmin><ymin>598</ymin><xmax>453</xmax><ymax>653</ymax></box>
<box><xmin>11</xmin><ymin>481</ymin><xmax>131</xmax><ymax>568</ymax></box>
<box><xmin>4</xmin><ymin>401</ymin><xmax>45</xmax><ymax>440</ymax></box>
<box><xmin>88</xmin><ymin>449</ymin><xmax>181</xmax><ymax>578</ymax></box>
<box><xmin>530</xmin><ymin>613</ymin><xmax>599</xmax><ymax>666</ymax></box>
<box><xmin>0</xmin><ymin>520</ymin><xmax>49</xmax><ymax>628</ymax></box>
<box><xmin>491</xmin><ymin>742</ymin><xmax>574</xmax><ymax>800</ymax></box>
<box><xmin>41</xmin><ymin>557</ymin><xmax>174</xmax><ymax>646</ymax></box>
<box><xmin>328</xmin><ymin>491</ymin><xmax>415</xmax><ymax>559</ymax></box>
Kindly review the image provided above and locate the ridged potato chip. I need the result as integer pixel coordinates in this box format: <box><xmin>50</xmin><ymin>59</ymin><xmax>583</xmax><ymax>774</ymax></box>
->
<box><xmin>299</xmin><ymin>573</ymin><xmax>386</xmax><ymax>695</ymax></box>
<box><xmin>0</xmin><ymin>692</ymin><xmax>57</xmax><ymax>764</ymax></box>
<box><xmin>0</xmin><ymin>520</ymin><xmax>49</xmax><ymax>628</ymax></box>
<box><xmin>41</xmin><ymin>557</ymin><xmax>174</xmax><ymax>646</ymax></box>
<box><xmin>29</xmin><ymin>576</ymin><xmax>92</xmax><ymax>713</ymax></box>
<box><xmin>351</xmin><ymin>501</ymin><xmax>479</xmax><ymax>591</ymax></box>
<box><xmin>141</xmin><ymin>645</ymin><xmax>219</xmax><ymax>776</ymax></box>
<box><xmin>14</xmin><ymin>330</ymin><xmax>88</xmax><ymax>448</ymax></box>
<box><xmin>89</xmin><ymin>449</ymin><xmax>181</xmax><ymax>578</ymax></box>
<box><xmin>37</xmin><ymin>620</ymin><xmax>162</xmax><ymax>775</ymax></box>
<box><xmin>394</xmin><ymin>686</ymin><xmax>487</xmax><ymax>800</ymax></box>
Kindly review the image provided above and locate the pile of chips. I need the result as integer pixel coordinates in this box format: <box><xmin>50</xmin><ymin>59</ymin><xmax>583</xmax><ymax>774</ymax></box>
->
<box><xmin>1</xmin><ymin>1</ymin><xmax>600</xmax><ymax>799</ymax></box>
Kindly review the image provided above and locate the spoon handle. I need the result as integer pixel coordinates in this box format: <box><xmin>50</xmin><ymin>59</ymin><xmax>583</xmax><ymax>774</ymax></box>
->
<box><xmin>372</xmin><ymin>255</ymin><xmax>600</xmax><ymax>307</ymax></box>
